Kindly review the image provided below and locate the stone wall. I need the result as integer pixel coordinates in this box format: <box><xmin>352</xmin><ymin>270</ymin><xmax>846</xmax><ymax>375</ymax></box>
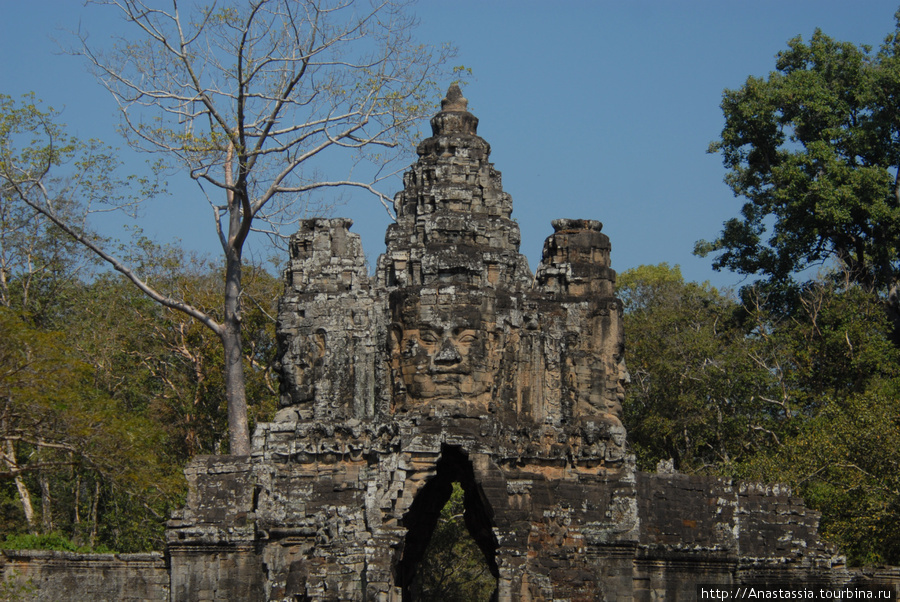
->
<box><xmin>167</xmin><ymin>439</ymin><xmax>899</xmax><ymax>601</ymax></box>
<box><xmin>0</xmin><ymin>549</ymin><xmax>168</xmax><ymax>601</ymax></box>
<box><xmin>163</xmin><ymin>85</ymin><xmax>900</xmax><ymax>600</ymax></box>
<box><xmin>14</xmin><ymin>84</ymin><xmax>900</xmax><ymax>601</ymax></box>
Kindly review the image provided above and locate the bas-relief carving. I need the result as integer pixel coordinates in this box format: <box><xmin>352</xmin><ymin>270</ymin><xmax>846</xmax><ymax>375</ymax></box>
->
<box><xmin>275</xmin><ymin>83</ymin><xmax>628</xmax><ymax>449</ymax></box>
<box><xmin>389</xmin><ymin>289</ymin><xmax>499</xmax><ymax>415</ymax></box>
<box><xmin>163</xmin><ymin>85</ymin><xmax>869</xmax><ymax>602</ymax></box>
<box><xmin>279</xmin><ymin>328</ymin><xmax>325</xmax><ymax>405</ymax></box>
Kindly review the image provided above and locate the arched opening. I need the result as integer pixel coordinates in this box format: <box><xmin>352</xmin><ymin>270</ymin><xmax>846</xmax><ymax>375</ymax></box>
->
<box><xmin>397</xmin><ymin>445</ymin><xmax>499</xmax><ymax>601</ymax></box>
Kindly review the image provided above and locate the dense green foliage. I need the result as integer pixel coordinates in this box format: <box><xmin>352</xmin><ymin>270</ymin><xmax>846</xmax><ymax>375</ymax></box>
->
<box><xmin>409</xmin><ymin>483</ymin><xmax>496</xmax><ymax>601</ymax></box>
<box><xmin>0</xmin><ymin>174</ymin><xmax>280</xmax><ymax>551</ymax></box>
<box><xmin>699</xmin><ymin>14</ymin><xmax>900</xmax><ymax>294</ymax></box>
<box><xmin>621</xmin><ymin>263</ymin><xmax>900</xmax><ymax>566</ymax></box>
<box><xmin>619</xmin><ymin>264</ymin><xmax>777</xmax><ymax>471</ymax></box>
<box><xmin>662</xmin><ymin>12</ymin><xmax>900</xmax><ymax>567</ymax></box>
<box><xmin>734</xmin><ymin>283</ymin><xmax>900</xmax><ymax>565</ymax></box>
<box><xmin>0</xmin><ymin>262</ymin><xmax>280</xmax><ymax>552</ymax></box>
<box><xmin>1</xmin><ymin>532</ymin><xmax>112</xmax><ymax>554</ymax></box>
<box><xmin>0</xmin><ymin>91</ymin><xmax>281</xmax><ymax>549</ymax></box>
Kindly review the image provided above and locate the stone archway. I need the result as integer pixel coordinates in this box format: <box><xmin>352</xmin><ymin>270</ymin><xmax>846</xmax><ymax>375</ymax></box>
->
<box><xmin>397</xmin><ymin>445</ymin><xmax>499</xmax><ymax>601</ymax></box>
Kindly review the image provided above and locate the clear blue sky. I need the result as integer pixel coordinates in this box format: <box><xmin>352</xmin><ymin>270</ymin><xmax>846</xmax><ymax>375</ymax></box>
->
<box><xmin>3</xmin><ymin>1</ymin><xmax>899</xmax><ymax>290</ymax></box>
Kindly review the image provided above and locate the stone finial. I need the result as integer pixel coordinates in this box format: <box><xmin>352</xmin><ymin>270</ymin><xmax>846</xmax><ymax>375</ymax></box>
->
<box><xmin>536</xmin><ymin>218</ymin><xmax>614</xmax><ymax>296</ymax></box>
<box><xmin>430</xmin><ymin>84</ymin><xmax>479</xmax><ymax>136</ymax></box>
<box><xmin>441</xmin><ymin>83</ymin><xmax>469</xmax><ymax>112</ymax></box>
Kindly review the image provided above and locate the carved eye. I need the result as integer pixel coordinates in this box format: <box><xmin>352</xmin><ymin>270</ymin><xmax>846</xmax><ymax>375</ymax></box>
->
<box><xmin>419</xmin><ymin>332</ymin><xmax>439</xmax><ymax>345</ymax></box>
<box><xmin>456</xmin><ymin>331</ymin><xmax>477</xmax><ymax>344</ymax></box>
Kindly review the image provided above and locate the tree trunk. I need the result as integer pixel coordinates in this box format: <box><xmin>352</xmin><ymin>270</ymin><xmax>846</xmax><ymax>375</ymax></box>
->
<box><xmin>40</xmin><ymin>474</ymin><xmax>52</xmax><ymax>533</ymax></box>
<box><xmin>223</xmin><ymin>248</ymin><xmax>250</xmax><ymax>455</ymax></box>
<box><xmin>1</xmin><ymin>407</ymin><xmax>36</xmax><ymax>532</ymax></box>
<box><xmin>73</xmin><ymin>473</ymin><xmax>83</xmax><ymax>546</ymax></box>
<box><xmin>5</xmin><ymin>441</ymin><xmax>36</xmax><ymax>533</ymax></box>
<box><xmin>219</xmin><ymin>140</ymin><xmax>252</xmax><ymax>455</ymax></box>
<box><xmin>89</xmin><ymin>480</ymin><xmax>100</xmax><ymax>548</ymax></box>
<box><xmin>74</xmin><ymin>474</ymin><xmax>81</xmax><ymax>526</ymax></box>
<box><xmin>16</xmin><ymin>476</ymin><xmax>36</xmax><ymax>533</ymax></box>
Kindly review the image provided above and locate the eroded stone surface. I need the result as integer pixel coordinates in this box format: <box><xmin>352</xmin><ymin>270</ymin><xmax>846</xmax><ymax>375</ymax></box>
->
<box><xmin>165</xmin><ymin>86</ymin><xmax>892</xmax><ymax>601</ymax></box>
<box><xmin>0</xmin><ymin>550</ymin><xmax>168</xmax><ymax>602</ymax></box>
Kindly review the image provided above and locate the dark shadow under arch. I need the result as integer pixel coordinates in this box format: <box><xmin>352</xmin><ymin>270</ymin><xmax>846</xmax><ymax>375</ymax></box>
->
<box><xmin>397</xmin><ymin>445</ymin><xmax>499</xmax><ymax>601</ymax></box>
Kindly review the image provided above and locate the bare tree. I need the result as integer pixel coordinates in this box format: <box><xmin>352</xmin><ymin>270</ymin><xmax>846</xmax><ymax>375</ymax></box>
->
<box><xmin>7</xmin><ymin>0</ymin><xmax>456</xmax><ymax>454</ymax></box>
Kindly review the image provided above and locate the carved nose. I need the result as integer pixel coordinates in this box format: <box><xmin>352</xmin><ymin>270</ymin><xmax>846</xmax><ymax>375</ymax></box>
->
<box><xmin>434</xmin><ymin>338</ymin><xmax>462</xmax><ymax>364</ymax></box>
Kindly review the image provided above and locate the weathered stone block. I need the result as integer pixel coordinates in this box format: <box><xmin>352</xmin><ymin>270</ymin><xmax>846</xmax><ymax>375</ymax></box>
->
<box><xmin>160</xmin><ymin>85</ymin><xmax>900</xmax><ymax>602</ymax></box>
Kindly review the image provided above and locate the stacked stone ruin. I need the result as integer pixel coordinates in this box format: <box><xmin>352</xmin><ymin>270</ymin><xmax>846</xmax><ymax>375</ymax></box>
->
<box><xmin>165</xmin><ymin>85</ymin><xmax>862</xmax><ymax>601</ymax></box>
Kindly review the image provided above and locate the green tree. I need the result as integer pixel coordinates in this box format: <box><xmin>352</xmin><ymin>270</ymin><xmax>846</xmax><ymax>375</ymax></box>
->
<box><xmin>696</xmin><ymin>15</ymin><xmax>900</xmax><ymax>564</ymax></box>
<box><xmin>734</xmin><ymin>280</ymin><xmax>900</xmax><ymax>565</ymax></box>
<box><xmin>0</xmin><ymin>307</ymin><xmax>182</xmax><ymax>551</ymax></box>
<box><xmin>699</xmin><ymin>16</ymin><xmax>900</xmax><ymax>298</ymax></box>
<box><xmin>0</xmin><ymin>249</ymin><xmax>281</xmax><ymax>551</ymax></box>
<box><xmin>0</xmin><ymin>94</ymin><xmax>130</xmax><ymax>329</ymax></box>
<box><xmin>0</xmin><ymin>166</ymin><xmax>281</xmax><ymax>547</ymax></box>
<box><xmin>742</xmin><ymin>386</ymin><xmax>900</xmax><ymax>566</ymax></box>
<box><xmin>619</xmin><ymin>264</ymin><xmax>781</xmax><ymax>472</ymax></box>
<box><xmin>64</xmin><ymin>254</ymin><xmax>280</xmax><ymax>458</ymax></box>
<box><xmin>409</xmin><ymin>483</ymin><xmax>496</xmax><ymax>602</ymax></box>
<box><xmin>0</xmin><ymin>170</ymin><xmax>91</xmax><ymax>326</ymax></box>
<box><xmin>61</xmin><ymin>0</ymin><xmax>459</xmax><ymax>454</ymax></box>
<box><xmin>621</xmin><ymin>266</ymin><xmax>900</xmax><ymax>563</ymax></box>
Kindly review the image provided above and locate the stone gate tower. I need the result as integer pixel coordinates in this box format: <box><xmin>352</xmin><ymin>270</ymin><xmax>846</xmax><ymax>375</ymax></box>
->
<box><xmin>167</xmin><ymin>86</ymin><xmax>851</xmax><ymax>601</ymax></box>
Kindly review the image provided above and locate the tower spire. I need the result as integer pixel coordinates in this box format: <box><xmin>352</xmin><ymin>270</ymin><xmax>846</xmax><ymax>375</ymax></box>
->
<box><xmin>440</xmin><ymin>83</ymin><xmax>468</xmax><ymax>112</ymax></box>
<box><xmin>430</xmin><ymin>83</ymin><xmax>478</xmax><ymax>136</ymax></box>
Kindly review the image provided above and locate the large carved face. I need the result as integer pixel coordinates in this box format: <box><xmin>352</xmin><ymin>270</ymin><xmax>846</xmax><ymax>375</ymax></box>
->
<box><xmin>569</xmin><ymin>304</ymin><xmax>627</xmax><ymax>424</ymax></box>
<box><xmin>611</xmin><ymin>340</ymin><xmax>628</xmax><ymax>420</ymax></box>
<box><xmin>390</xmin><ymin>290</ymin><xmax>495</xmax><ymax>411</ymax></box>
<box><xmin>280</xmin><ymin>329</ymin><xmax>325</xmax><ymax>406</ymax></box>
<box><xmin>608</xmin><ymin>307</ymin><xmax>628</xmax><ymax>422</ymax></box>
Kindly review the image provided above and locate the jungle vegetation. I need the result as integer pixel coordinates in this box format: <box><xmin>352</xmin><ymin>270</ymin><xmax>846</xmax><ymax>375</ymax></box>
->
<box><xmin>0</xmin><ymin>4</ymin><xmax>898</xmax><ymax>589</ymax></box>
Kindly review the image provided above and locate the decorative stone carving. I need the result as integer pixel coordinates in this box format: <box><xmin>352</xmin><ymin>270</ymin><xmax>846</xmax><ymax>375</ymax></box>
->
<box><xmin>275</xmin><ymin>217</ymin><xmax>379</xmax><ymax>421</ymax></box>
<box><xmin>389</xmin><ymin>287</ymin><xmax>500</xmax><ymax>415</ymax></box>
<box><xmin>271</xmin><ymin>84</ymin><xmax>628</xmax><ymax>442</ymax></box>
<box><xmin>164</xmin><ymin>86</ymin><xmax>886</xmax><ymax>602</ymax></box>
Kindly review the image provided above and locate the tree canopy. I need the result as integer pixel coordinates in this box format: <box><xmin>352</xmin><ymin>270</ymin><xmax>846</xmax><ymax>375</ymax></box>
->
<box><xmin>618</xmin><ymin>264</ymin><xmax>781</xmax><ymax>472</ymax></box>
<box><xmin>620</xmin><ymin>264</ymin><xmax>900</xmax><ymax>564</ymax></box>
<box><xmin>699</xmin><ymin>14</ymin><xmax>900</xmax><ymax>294</ymax></box>
<box><xmin>0</xmin><ymin>238</ymin><xmax>280</xmax><ymax>551</ymax></box>
<box><xmin>688</xmin><ymin>17</ymin><xmax>900</xmax><ymax>563</ymax></box>
<box><xmin>2</xmin><ymin>0</ymin><xmax>461</xmax><ymax>454</ymax></box>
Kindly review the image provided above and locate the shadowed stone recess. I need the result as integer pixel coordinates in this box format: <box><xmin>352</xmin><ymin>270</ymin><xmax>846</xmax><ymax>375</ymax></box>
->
<box><xmin>164</xmin><ymin>86</ymin><xmax>898</xmax><ymax>601</ymax></box>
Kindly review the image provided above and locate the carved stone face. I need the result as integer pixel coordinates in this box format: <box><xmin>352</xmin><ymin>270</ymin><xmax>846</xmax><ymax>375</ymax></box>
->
<box><xmin>611</xmin><ymin>309</ymin><xmax>629</xmax><ymax>421</ymax></box>
<box><xmin>610</xmin><ymin>342</ymin><xmax>628</xmax><ymax>422</ymax></box>
<box><xmin>390</xmin><ymin>290</ymin><xmax>495</xmax><ymax>411</ymax></box>
<box><xmin>567</xmin><ymin>305</ymin><xmax>628</xmax><ymax>425</ymax></box>
<box><xmin>281</xmin><ymin>329</ymin><xmax>325</xmax><ymax>405</ymax></box>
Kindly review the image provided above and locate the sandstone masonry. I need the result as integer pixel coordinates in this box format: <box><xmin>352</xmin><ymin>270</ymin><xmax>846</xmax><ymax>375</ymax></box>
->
<box><xmin>161</xmin><ymin>85</ymin><xmax>899</xmax><ymax>601</ymax></box>
<box><xmin>7</xmin><ymin>85</ymin><xmax>893</xmax><ymax>601</ymax></box>
<box><xmin>0</xmin><ymin>550</ymin><xmax>168</xmax><ymax>601</ymax></box>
